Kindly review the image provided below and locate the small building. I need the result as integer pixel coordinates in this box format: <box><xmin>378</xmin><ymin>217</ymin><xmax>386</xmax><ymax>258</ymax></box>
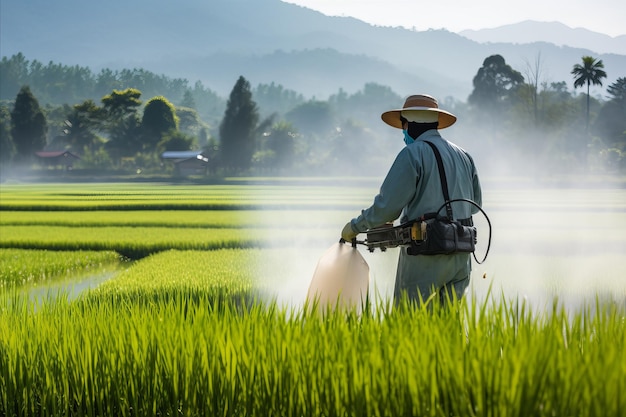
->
<box><xmin>161</xmin><ymin>151</ymin><xmax>209</xmax><ymax>176</ymax></box>
<box><xmin>35</xmin><ymin>151</ymin><xmax>80</xmax><ymax>170</ymax></box>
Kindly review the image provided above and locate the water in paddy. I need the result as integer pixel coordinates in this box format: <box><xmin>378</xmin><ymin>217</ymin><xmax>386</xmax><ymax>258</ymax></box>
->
<box><xmin>24</xmin><ymin>271</ymin><xmax>117</xmax><ymax>305</ymax></box>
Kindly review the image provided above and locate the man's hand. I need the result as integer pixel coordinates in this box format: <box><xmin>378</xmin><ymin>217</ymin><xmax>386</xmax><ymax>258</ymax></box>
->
<box><xmin>341</xmin><ymin>222</ymin><xmax>358</xmax><ymax>241</ymax></box>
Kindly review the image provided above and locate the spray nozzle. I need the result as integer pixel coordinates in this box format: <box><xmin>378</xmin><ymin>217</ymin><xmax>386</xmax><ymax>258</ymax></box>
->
<box><xmin>339</xmin><ymin>238</ymin><xmax>359</xmax><ymax>248</ymax></box>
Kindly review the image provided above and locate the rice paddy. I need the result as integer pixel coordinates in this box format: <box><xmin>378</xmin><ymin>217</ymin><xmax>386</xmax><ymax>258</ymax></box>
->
<box><xmin>0</xmin><ymin>249</ymin><xmax>122</xmax><ymax>288</ymax></box>
<box><xmin>1</xmin><ymin>180</ymin><xmax>625</xmax><ymax>416</ymax></box>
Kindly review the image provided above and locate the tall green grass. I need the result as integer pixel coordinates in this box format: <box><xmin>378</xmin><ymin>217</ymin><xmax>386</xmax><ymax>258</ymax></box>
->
<box><xmin>0</xmin><ymin>249</ymin><xmax>123</xmax><ymax>288</ymax></box>
<box><xmin>87</xmin><ymin>249</ymin><xmax>259</xmax><ymax>307</ymax></box>
<box><xmin>1</xmin><ymin>293</ymin><xmax>624</xmax><ymax>417</ymax></box>
<box><xmin>0</xmin><ymin>225</ymin><xmax>335</xmax><ymax>259</ymax></box>
<box><xmin>2</xmin><ymin>182</ymin><xmax>625</xmax><ymax>416</ymax></box>
<box><xmin>0</xmin><ymin>183</ymin><xmax>373</xmax><ymax>211</ymax></box>
<box><xmin>0</xmin><ymin>210</ymin><xmax>350</xmax><ymax>228</ymax></box>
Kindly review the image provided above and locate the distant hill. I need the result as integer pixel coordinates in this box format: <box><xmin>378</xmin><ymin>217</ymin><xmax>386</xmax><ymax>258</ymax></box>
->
<box><xmin>1</xmin><ymin>0</ymin><xmax>624</xmax><ymax>100</ymax></box>
<box><xmin>460</xmin><ymin>20</ymin><xmax>626</xmax><ymax>56</ymax></box>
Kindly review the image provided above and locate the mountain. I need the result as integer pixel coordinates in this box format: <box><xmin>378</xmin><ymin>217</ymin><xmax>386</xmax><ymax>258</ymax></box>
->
<box><xmin>1</xmin><ymin>0</ymin><xmax>625</xmax><ymax>100</ymax></box>
<box><xmin>460</xmin><ymin>20</ymin><xmax>626</xmax><ymax>56</ymax></box>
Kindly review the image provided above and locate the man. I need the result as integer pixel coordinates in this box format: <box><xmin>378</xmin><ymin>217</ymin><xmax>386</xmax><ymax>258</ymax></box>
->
<box><xmin>341</xmin><ymin>94</ymin><xmax>482</xmax><ymax>303</ymax></box>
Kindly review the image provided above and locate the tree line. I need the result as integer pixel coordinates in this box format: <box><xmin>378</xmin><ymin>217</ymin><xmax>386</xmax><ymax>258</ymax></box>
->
<box><xmin>0</xmin><ymin>52</ymin><xmax>624</xmax><ymax>178</ymax></box>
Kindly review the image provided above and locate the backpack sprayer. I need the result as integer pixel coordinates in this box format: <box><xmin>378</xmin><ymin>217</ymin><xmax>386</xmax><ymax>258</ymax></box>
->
<box><xmin>341</xmin><ymin>141</ymin><xmax>492</xmax><ymax>264</ymax></box>
<box><xmin>343</xmin><ymin>198</ymin><xmax>492</xmax><ymax>264</ymax></box>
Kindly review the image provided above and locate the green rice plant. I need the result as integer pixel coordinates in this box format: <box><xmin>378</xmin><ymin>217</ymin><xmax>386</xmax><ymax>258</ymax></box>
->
<box><xmin>0</xmin><ymin>292</ymin><xmax>624</xmax><ymax>417</ymax></box>
<box><xmin>0</xmin><ymin>209</ymin><xmax>351</xmax><ymax>229</ymax></box>
<box><xmin>0</xmin><ymin>249</ymin><xmax>123</xmax><ymax>288</ymax></box>
<box><xmin>461</xmin><ymin>294</ymin><xmax>626</xmax><ymax>416</ymax></box>
<box><xmin>0</xmin><ymin>183</ymin><xmax>373</xmax><ymax>211</ymax></box>
<box><xmin>0</xmin><ymin>225</ymin><xmax>334</xmax><ymax>259</ymax></box>
<box><xmin>86</xmin><ymin>249</ymin><xmax>260</xmax><ymax>307</ymax></box>
<box><xmin>1</xmin><ymin>182</ymin><xmax>625</xmax><ymax>416</ymax></box>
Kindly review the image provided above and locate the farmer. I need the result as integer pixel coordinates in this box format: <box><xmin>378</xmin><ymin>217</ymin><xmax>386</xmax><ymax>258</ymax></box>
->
<box><xmin>341</xmin><ymin>94</ymin><xmax>482</xmax><ymax>304</ymax></box>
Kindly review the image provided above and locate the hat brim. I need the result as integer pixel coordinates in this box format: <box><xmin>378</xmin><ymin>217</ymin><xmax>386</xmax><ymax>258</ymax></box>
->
<box><xmin>381</xmin><ymin>107</ymin><xmax>457</xmax><ymax>129</ymax></box>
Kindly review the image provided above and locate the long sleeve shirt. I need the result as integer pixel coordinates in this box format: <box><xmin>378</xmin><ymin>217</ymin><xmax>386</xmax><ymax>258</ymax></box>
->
<box><xmin>351</xmin><ymin>129</ymin><xmax>481</xmax><ymax>231</ymax></box>
<box><xmin>350</xmin><ymin>129</ymin><xmax>482</xmax><ymax>299</ymax></box>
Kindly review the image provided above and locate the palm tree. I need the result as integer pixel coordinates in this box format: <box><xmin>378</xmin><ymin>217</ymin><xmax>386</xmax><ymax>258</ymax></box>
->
<box><xmin>571</xmin><ymin>56</ymin><xmax>607</xmax><ymax>131</ymax></box>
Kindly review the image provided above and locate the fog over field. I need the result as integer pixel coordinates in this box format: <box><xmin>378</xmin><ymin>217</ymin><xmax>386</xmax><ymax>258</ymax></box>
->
<box><xmin>256</xmin><ymin>178</ymin><xmax>626</xmax><ymax>313</ymax></box>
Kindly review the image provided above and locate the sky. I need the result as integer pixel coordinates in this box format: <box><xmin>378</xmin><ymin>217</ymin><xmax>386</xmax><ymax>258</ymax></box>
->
<box><xmin>282</xmin><ymin>0</ymin><xmax>626</xmax><ymax>37</ymax></box>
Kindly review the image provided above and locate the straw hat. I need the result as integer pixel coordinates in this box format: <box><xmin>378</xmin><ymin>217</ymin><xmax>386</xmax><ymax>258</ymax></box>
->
<box><xmin>381</xmin><ymin>94</ymin><xmax>457</xmax><ymax>129</ymax></box>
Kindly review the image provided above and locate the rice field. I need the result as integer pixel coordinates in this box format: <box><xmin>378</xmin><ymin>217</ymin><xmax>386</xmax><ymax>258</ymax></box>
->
<box><xmin>0</xmin><ymin>249</ymin><xmax>123</xmax><ymax>288</ymax></box>
<box><xmin>1</xmin><ymin>180</ymin><xmax>625</xmax><ymax>416</ymax></box>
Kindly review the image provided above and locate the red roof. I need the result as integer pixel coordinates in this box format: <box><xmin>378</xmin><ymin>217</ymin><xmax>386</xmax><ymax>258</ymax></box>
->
<box><xmin>35</xmin><ymin>151</ymin><xmax>80</xmax><ymax>159</ymax></box>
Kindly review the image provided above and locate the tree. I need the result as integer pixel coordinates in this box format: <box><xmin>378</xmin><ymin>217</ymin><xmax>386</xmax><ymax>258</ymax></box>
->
<box><xmin>219</xmin><ymin>76</ymin><xmax>260</xmax><ymax>172</ymax></box>
<box><xmin>594</xmin><ymin>101</ymin><xmax>626</xmax><ymax>150</ymax></box>
<box><xmin>521</xmin><ymin>53</ymin><xmax>546</xmax><ymax>125</ymax></box>
<box><xmin>285</xmin><ymin>100</ymin><xmax>334</xmax><ymax>137</ymax></box>
<box><xmin>176</xmin><ymin>106</ymin><xmax>206</xmax><ymax>137</ymax></box>
<box><xmin>330</xmin><ymin>83</ymin><xmax>400</xmax><ymax>125</ymax></box>
<box><xmin>468</xmin><ymin>54</ymin><xmax>524</xmax><ymax>112</ymax></box>
<box><xmin>571</xmin><ymin>56</ymin><xmax>607</xmax><ymax>131</ymax></box>
<box><xmin>142</xmin><ymin>96</ymin><xmax>179</xmax><ymax>149</ymax></box>
<box><xmin>0</xmin><ymin>53</ymin><xmax>29</xmax><ymax>101</ymax></box>
<box><xmin>606</xmin><ymin>77</ymin><xmax>626</xmax><ymax>105</ymax></box>
<box><xmin>10</xmin><ymin>86</ymin><xmax>48</xmax><ymax>161</ymax></box>
<box><xmin>157</xmin><ymin>130</ymin><xmax>196</xmax><ymax>154</ymax></box>
<box><xmin>253</xmin><ymin>82</ymin><xmax>305</xmax><ymax>118</ymax></box>
<box><xmin>180</xmin><ymin>90</ymin><xmax>196</xmax><ymax>109</ymax></box>
<box><xmin>330</xmin><ymin>119</ymin><xmax>378</xmax><ymax>174</ymax></box>
<box><xmin>594</xmin><ymin>77</ymin><xmax>626</xmax><ymax>150</ymax></box>
<box><xmin>0</xmin><ymin>104</ymin><xmax>15</xmax><ymax>164</ymax></box>
<box><xmin>536</xmin><ymin>82</ymin><xmax>575</xmax><ymax>129</ymax></box>
<box><xmin>264</xmin><ymin>121</ymin><xmax>298</xmax><ymax>171</ymax></box>
<box><xmin>190</xmin><ymin>80</ymin><xmax>226</xmax><ymax>128</ymax></box>
<box><xmin>101</xmin><ymin>88</ymin><xmax>143</xmax><ymax>158</ymax></box>
<box><xmin>94</xmin><ymin>68</ymin><xmax>122</xmax><ymax>99</ymax></box>
<box><xmin>65</xmin><ymin>100</ymin><xmax>103</xmax><ymax>151</ymax></box>
<box><xmin>101</xmin><ymin>88</ymin><xmax>142</xmax><ymax>120</ymax></box>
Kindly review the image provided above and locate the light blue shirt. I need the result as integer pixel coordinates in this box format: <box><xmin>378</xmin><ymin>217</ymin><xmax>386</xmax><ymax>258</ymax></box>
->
<box><xmin>350</xmin><ymin>129</ymin><xmax>482</xmax><ymax>300</ymax></box>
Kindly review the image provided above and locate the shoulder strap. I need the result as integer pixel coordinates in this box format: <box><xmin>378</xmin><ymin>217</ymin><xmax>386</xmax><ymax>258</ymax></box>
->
<box><xmin>423</xmin><ymin>140</ymin><xmax>453</xmax><ymax>220</ymax></box>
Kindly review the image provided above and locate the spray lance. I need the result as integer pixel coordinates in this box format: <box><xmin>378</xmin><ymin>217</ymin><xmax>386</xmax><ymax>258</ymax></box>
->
<box><xmin>340</xmin><ymin>198</ymin><xmax>492</xmax><ymax>264</ymax></box>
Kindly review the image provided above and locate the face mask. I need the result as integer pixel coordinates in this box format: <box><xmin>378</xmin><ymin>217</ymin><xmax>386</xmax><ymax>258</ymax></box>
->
<box><xmin>403</xmin><ymin>129</ymin><xmax>414</xmax><ymax>146</ymax></box>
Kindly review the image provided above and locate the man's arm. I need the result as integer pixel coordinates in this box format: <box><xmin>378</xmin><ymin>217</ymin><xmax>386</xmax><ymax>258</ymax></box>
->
<box><xmin>351</xmin><ymin>149</ymin><xmax>418</xmax><ymax>233</ymax></box>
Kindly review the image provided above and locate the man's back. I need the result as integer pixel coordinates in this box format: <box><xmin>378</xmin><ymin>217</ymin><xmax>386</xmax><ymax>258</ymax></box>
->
<box><xmin>402</xmin><ymin>130</ymin><xmax>481</xmax><ymax>223</ymax></box>
<box><xmin>351</xmin><ymin>130</ymin><xmax>481</xmax><ymax>232</ymax></box>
